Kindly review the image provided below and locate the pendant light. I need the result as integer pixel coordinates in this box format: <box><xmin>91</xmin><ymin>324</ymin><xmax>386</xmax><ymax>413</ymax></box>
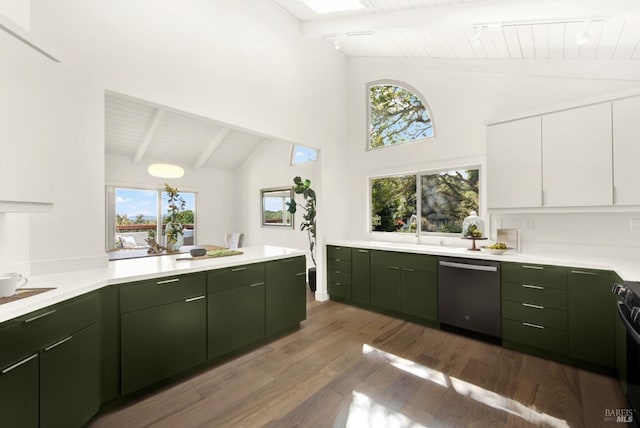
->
<box><xmin>147</xmin><ymin>110</ymin><xmax>184</xmax><ymax>178</ymax></box>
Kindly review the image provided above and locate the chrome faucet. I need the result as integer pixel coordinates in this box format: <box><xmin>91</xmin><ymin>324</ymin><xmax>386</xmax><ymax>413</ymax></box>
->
<box><xmin>409</xmin><ymin>214</ymin><xmax>419</xmax><ymax>238</ymax></box>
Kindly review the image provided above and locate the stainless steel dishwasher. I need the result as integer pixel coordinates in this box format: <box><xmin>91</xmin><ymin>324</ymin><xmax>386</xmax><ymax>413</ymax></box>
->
<box><xmin>438</xmin><ymin>256</ymin><xmax>501</xmax><ymax>338</ymax></box>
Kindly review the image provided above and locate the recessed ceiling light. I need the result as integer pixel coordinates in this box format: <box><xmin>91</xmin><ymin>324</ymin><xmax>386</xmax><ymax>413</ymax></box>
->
<box><xmin>301</xmin><ymin>0</ymin><xmax>364</xmax><ymax>14</ymax></box>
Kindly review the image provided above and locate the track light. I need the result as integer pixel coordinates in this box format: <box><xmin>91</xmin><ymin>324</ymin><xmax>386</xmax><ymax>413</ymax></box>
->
<box><xmin>471</xmin><ymin>30</ymin><xmax>482</xmax><ymax>48</ymax></box>
<box><xmin>576</xmin><ymin>20</ymin><xmax>591</xmax><ymax>46</ymax></box>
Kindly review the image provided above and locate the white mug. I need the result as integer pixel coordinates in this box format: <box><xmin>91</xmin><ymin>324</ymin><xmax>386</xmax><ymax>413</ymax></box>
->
<box><xmin>0</xmin><ymin>273</ymin><xmax>28</xmax><ymax>298</ymax></box>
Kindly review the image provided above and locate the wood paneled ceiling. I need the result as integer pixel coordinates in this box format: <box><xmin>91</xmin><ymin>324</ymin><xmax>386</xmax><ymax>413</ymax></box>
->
<box><xmin>105</xmin><ymin>93</ymin><xmax>271</xmax><ymax>172</ymax></box>
<box><xmin>273</xmin><ymin>0</ymin><xmax>640</xmax><ymax>60</ymax></box>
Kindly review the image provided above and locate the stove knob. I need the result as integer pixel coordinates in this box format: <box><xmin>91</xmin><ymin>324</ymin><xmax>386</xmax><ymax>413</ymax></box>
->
<box><xmin>631</xmin><ymin>307</ymin><xmax>640</xmax><ymax>323</ymax></box>
<box><xmin>612</xmin><ymin>283</ymin><xmax>628</xmax><ymax>297</ymax></box>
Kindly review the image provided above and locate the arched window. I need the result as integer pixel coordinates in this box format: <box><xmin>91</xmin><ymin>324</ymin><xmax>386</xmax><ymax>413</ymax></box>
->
<box><xmin>368</xmin><ymin>80</ymin><xmax>435</xmax><ymax>150</ymax></box>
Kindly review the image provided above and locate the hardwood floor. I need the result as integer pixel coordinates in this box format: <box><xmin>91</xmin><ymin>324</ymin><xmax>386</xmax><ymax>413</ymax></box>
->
<box><xmin>90</xmin><ymin>291</ymin><xmax>627</xmax><ymax>427</ymax></box>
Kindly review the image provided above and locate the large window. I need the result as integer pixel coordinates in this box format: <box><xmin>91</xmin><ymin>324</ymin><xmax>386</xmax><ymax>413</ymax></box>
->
<box><xmin>368</xmin><ymin>81</ymin><xmax>434</xmax><ymax>149</ymax></box>
<box><xmin>106</xmin><ymin>186</ymin><xmax>197</xmax><ymax>250</ymax></box>
<box><xmin>371</xmin><ymin>168</ymin><xmax>479</xmax><ymax>235</ymax></box>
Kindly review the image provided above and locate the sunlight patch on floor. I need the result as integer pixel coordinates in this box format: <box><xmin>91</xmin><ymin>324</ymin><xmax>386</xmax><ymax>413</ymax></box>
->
<box><xmin>362</xmin><ymin>344</ymin><xmax>569</xmax><ymax>428</ymax></box>
<box><xmin>345</xmin><ymin>390</ymin><xmax>428</xmax><ymax>428</ymax></box>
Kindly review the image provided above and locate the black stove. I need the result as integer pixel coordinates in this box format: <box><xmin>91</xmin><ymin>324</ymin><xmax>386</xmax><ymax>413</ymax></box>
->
<box><xmin>613</xmin><ymin>281</ymin><xmax>640</xmax><ymax>426</ymax></box>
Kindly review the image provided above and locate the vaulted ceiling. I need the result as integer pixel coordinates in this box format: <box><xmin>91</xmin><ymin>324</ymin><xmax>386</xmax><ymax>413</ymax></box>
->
<box><xmin>273</xmin><ymin>0</ymin><xmax>640</xmax><ymax>61</ymax></box>
<box><xmin>105</xmin><ymin>93</ymin><xmax>272</xmax><ymax>172</ymax></box>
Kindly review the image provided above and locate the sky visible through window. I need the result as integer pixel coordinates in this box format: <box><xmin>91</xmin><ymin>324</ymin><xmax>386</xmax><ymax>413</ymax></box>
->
<box><xmin>116</xmin><ymin>188</ymin><xmax>195</xmax><ymax>221</ymax></box>
<box><xmin>292</xmin><ymin>145</ymin><xmax>317</xmax><ymax>165</ymax></box>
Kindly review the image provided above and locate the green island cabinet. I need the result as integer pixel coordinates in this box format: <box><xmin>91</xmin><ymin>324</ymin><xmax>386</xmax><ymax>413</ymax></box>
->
<box><xmin>120</xmin><ymin>272</ymin><xmax>207</xmax><ymax>395</ymax></box>
<box><xmin>369</xmin><ymin>250</ymin><xmax>438</xmax><ymax>322</ymax></box>
<box><xmin>266</xmin><ymin>256</ymin><xmax>306</xmax><ymax>335</ymax></box>
<box><xmin>0</xmin><ymin>293</ymin><xmax>100</xmax><ymax>428</ymax></box>
<box><xmin>207</xmin><ymin>263</ymin><xmax>266</xmax><ymax>359</ymax></box>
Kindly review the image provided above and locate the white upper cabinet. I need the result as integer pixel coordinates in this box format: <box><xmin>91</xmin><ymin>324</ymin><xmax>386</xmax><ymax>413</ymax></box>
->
<box><xmin>613</xmin><ymin>97</ymin><xmax>640</xmax><ymax>206</ymax></box>
<box><xmin>487</xmin><ymin>117</ymin><xmax>542</xmax><ymax>209</ymax></box>
<box><xmin>541</xmin><ymin>103</ymin><xmax>613</xmax><ymax>207</ymax></box>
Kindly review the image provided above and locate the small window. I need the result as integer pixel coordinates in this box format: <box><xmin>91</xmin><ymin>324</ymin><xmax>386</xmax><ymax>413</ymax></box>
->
<box><xmin>291</xmin><ymin>144</ymin><xmax>318</xmax><ymax>165</ymax></box>
<box><xmin>261</xmin><ymin>187</ymin><xmax>294</xmax><ymax>228</ymax></box>
<box><xmin>370</xmin><ymin>168</ymin><xmax>479</xmax><ymax>235</ymax></box>
<box><xmin>368</xmin><ymin>81</ymin><xmax>434</xmax><ymax>149</ymax></box>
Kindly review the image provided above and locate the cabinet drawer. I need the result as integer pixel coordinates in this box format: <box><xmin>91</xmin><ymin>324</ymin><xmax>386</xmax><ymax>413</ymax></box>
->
<box><xmin>502</xmin><ymin>263</ymin><xmax>567</xmax><ymax>290</ymax></box>
<box><xmin>328</xmin><ymin>270</ymin><xmax>351</xmax><ymax>285</ymax></box>
<box><xmin>503</xmin><ymin>318</ymin><xmax>568</xmax><ymax>355</ymax></box>
<box><xmin>0</xmin><ymin>293</ymin><xmax>98</xmax><ymax>369</ymax></box>
<box><xmin>502</xmin><ymin>300</ymin><xmax>567</xmax><ymax>331</ymax></box>
<box><xmin>120</xmin><ymin>273</ymin><xmax>206</xmax><ymax>314</ymax></box>
<box><xmin>327</xmin><ymin>258</ymin><xmax>352</xmax><ymax>274</ymax></box>
<box><xmin>266</xmin><ymin>256</ymin><xmax>306</xmax><ymax>281</ymax></box>
<box><xmin>207</xmin><ymin>263</ymin><xmax>265</xmax><ymax>294</ymax></box>
<box><xmin>327</xmin><ymin>246</ymin><xmax>352</xmax><ymax>261</ymax></box>
<box><xmin>502</xmin><ymin>282</ymin><xmax>567</xmax><ymax>310</ymax></box>
<box><xmin>371</xmin><ymin>251</ymin><xmax>436</xmax><ymax>272</ymax></box>
<box><xmin>328</xmin><ymin>281</ymin><xmax>352</xmax><ymax>300</ymax></box>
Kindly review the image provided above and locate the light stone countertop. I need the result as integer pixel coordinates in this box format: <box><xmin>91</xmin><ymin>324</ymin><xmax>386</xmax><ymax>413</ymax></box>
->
<box><xmin>326</xmin><ymin>239</ymin><xmax>640</xmax><ymax>282</ymax></box>
<box><xmin>0</xmin><ymin>245</ymin><xmax>305</xmax><ymax>324</ymax></box>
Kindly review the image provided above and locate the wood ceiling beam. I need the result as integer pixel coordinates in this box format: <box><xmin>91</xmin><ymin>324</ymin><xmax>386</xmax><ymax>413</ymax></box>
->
<box><xmin>133</xmin><ymin>108</ymin><xmax>164</xmax><ymax>164</ymax></box>
<box><xmin>301</xmin><ymin>0</ymin><xmax>639</xmax><ymax>37</ymax></box>
<box><xmin>192</xmin><ymin>127</ymin><xmax>232</xmax><ymax>171</ymax></box>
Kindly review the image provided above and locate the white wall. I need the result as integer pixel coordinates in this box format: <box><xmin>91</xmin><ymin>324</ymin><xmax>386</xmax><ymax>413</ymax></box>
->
<box><xmin>106</xmin><ymin>153</ymin><xmax>235</xmax><ymax>248</ymax></box>
<box><xmin>0</xmin><ymin>0</ymin><xmax>347</xmax><ymax>276</ymax></box>
<box><xmin>344</xmin><ymin>57</ymin><xmax>640</xmax><ymax>256</ymax></box>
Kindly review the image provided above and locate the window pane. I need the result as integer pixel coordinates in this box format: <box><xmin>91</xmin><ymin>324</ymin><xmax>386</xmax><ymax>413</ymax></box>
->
<box><xmin>162</xmin><ymin>191</ymin><xmax>197</xmax><ymax>245</ymax></box>
<box><xmin>420</xmin><ymin>169</ymin><xmax>479</xmax><ymax>233</ymax></box>
<box><xmin>114</xmin><ymin>188</ymin><xmax>158</xmax><ymax>249</ymax></box>
<box><xmin>371</xmin><ymin>175</ymin><xmax>417</xmax><ymax>233</ymax></box>
<box><xmin>291</xmin><ymin>145</ymin><xmax>318</xmax><ymax>165</ymax></box>
<box><xmin>369</xmin><ymin>84</ymin><xmax>433</xmax><ymax>149</ymax></box>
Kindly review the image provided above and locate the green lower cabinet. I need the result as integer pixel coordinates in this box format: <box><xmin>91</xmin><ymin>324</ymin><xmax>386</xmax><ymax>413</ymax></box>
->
<box><xmin>401</xmin><ymin>269</ymin><xmax>437</xmax><ymax>321</ymax></box>
<box><xmin>0</xmin><ymin>353</ymin><xmax>39</xmax><ymax>428</ymax></box>
<box><xmin>121</xmin><ymin>298</ymin><xmax>207</xmax><ymax>395</ymax></box>
<box><xmin>352</xmin><ymin>249</ymin><xmax>371</xmax><ymax>305</ymax></box>
<box><xmin>568</xmin><ymin>269</ymin><xmax>616</xmax><ymax>368</ymax></box>
<box><xmin>370</xmin><ymin>263</ymin><xmax>402</xmax><ymax>312</ymax></box>
<box><xmin>208</xmin><ymin>283</ymin><xmax>265</xmax><ymax>359</ymax></box>
<box><xmin>265</xmin><ymin>273</ymin><xmax>306</xmax><ymax>335</ymax></box>
<box><xmin>615</xmin><ymin>310</ymin><xmax>627</xmax><ymax>393</ymax></box>
<box><xmin>503</xmin><ymin>318</ymin><xmax>568</xmax><ymax>355</ymax></box>
<box><xmin>40</xmin><ymin>323</ymin><xmax>100</xmax><ymax>428</ymax></box>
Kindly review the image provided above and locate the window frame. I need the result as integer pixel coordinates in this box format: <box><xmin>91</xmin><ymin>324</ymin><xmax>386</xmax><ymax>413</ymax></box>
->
<box><xmin>368</xmin><ymin>164</ymin><xmax>481</xmax><ymax>238</ymax></box>
<box><xmin>366</xmin><ymin>79</ymin><xmax>436</xmax><ymax>151</ymax></box>
<box><xmin>290</xmin><ymin>144</ymin><xmax>319</xmax><ymax>166</ymax></box>
<box><xmin>105</xmin><ymin>184</ymin><xmax>199</xmax><ymax>251</ymax></box>
<box><xmin>260</xmin><ymin>186</ymin><xmax>295</xmax><ymax>229</ymax></box>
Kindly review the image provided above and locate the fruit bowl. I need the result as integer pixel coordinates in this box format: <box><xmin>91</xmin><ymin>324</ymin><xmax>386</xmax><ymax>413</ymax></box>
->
<box><xmin>481</xmin><ymin>243</ymin><xmax>510</xmax><ymax>255</ymax></box>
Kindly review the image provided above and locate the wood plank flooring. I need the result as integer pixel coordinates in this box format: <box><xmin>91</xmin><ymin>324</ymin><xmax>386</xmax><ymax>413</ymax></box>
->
<box><xmin>90</xmin><ymin>291</ymin><xmax>627</xmax><ymax>428</ymax></box>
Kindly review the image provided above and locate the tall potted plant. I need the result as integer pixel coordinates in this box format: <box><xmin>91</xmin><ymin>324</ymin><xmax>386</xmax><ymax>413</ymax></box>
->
<box><xmin>286</xmin><ymin>176</ymin><xmax>317</xmax><ymax>291</ymax></box>
<box><xmin>164</xmin><ymin>183</ymin><xmax>185</xmax><ymax>252</ymax></box>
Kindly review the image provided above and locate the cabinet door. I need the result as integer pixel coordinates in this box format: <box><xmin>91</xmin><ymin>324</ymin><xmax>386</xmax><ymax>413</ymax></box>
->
<box><xmin>208</xmin><ymin>283</ymin><xmax>265</xmax><ymax>359</ymax></box>
<box><xmin>0</xmin><ymin>353</ymin><xmax>39</xmax><ymax>428</ymax></box>
<box><xmin>613</xmin><ymin>96</ymin><xmax>640</xmax><ymax>205</ymax></box>
<box><xmin>542</xmin><ymin>103</ymin><xmax>613</xmax><ymax>207</ymax></box>
<box><xmin>266</xmin><ymin>274</ymin><xmax>306</xmax><ymax>336</ymax></box>
<box><xmin>568</xmin><ymin>269</ymin><xmax>616</xmax><ymax>368</ymax></box>
<box><xmin>401</xmin><ymin>269</ymin><xmax>438</xmax><ymax>321</ymax></box>
<box><xmin>487</xmin><ymin>117</ymin><xmax>542</xmax><ymax>208</ymax></box>
<box><xmin>121</xmin><ymin>298</ymin><xmax>206</xmax><ymax>395</ymax></box>
<box><xmin>352</xmin><ymin>249</ymin><xmax>371</xmax><ymax>305</ymax></box>
<box><xmin>370</xmin><ymin>264</ymin><xmax>402</xmax><ymax>312</ymax></box>
<box><xmin>40</xmin><ymin>324</ymin><xmax>99</xmax><ymax>428</ymax></box>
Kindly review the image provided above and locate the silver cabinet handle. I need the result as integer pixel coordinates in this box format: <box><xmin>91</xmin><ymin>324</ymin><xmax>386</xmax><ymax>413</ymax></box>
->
<box><xmin>358</xmin><ymin>250</ymin><xmax>369</xmax><ymax>253</ymax></box>
<box><xmin>571</xmin><ymin>270</ymin><xmax>596</xmax><ymax>276</ymax></box>
<box><xmin>24</xmin><ymin>309</ymin><xmax>56</xmax><ymax>324</ymax></box>
<box><xmin>522</xmin><ymin>322</ymin><xmax>544</xmax><ymax>329</ymax></box>
<box><xmin>157</xmin><ymin>278</ymin><xmax>179</xmax><ymax>285</ymax></box>
<box><xmin>282</xmin><ymin>259</ymin><xmax>295</xmax><ymax>263</ymax></box>
<box><xmin>2</xmin><ymin>354</ymin><xmax>38</xmax><ymax>374</ymax></box>
<box><xmin>231</xmin><ymin>267</ymin><xmax>247</xmax><ymax>272</ymax></box>
<box><xmin>522</xmin><ymin>265</ymin><xmax>544</xmax><ymax>270</ymax></box>
<box><xmin>296</xmin><ymin>272</ymin><xmax>306</xmax><ymax>276</ymax></box>
<box><xmin>44</xmin><ymin>335</ymin><xmax>73</xmax><ymax>352</ymax></box>
<box><xmin>336</xmin><ymin>282</ymin><xmax>342</xmax><ymax>286</ymax></box>
<box><xmin>250</xmin><ymin>282</ymin><xmax>265</xmax><ymax>287</ymax></box>
<box><xmin>403</xmin><ymin>268</ymin><xmax>415</xmax><ymax>272</ymax></box>
<box><xmin>522</xmin><ymin>284</ymin><xmax>544</xmax><ymax>290</ymax></box>
<box><xmin>439</xmin><ymin>261</ymin><xmax>498</xmax><ymax>272</ymax></box>
<box><xmin>389</xmin><ymin>266</ymin><xmax>400</xmax><ymax>270</ymax></box>
<box><xmin>185</xmin><ymin>296</ymin><xmax>205</xmax><ymax>303</ymax></box>
<box><xmin>335</xmin><ymin>259</ymin><xmax>342</xmax><ymax>262</ymax></box>
<box><xmin>335</xmin><ymin>271</ymin><xmax>341</xmax><ymax>274</ymax></box>
<box><xmin>522</xmin><ymin>303</ymin><xmax>544</xmax><ymax>309</ymax></box>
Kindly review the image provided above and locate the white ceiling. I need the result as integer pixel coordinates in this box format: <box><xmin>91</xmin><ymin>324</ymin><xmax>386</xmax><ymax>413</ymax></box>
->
<box><xmin>105</xmin><ymin>93</ymin><xmax>271</xmax><ymax>172</ymax></box>
<box><xmin>273</xmin><ymin>0</ymin><xmax>640</xmax><ymax>60</ymax></box>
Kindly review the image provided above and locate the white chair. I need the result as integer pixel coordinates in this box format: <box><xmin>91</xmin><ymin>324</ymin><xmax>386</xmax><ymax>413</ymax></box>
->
<box><xmin>224</xmin><ymin>232</ymin><xmax>244</xmax><ymax>249</ymax></box>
